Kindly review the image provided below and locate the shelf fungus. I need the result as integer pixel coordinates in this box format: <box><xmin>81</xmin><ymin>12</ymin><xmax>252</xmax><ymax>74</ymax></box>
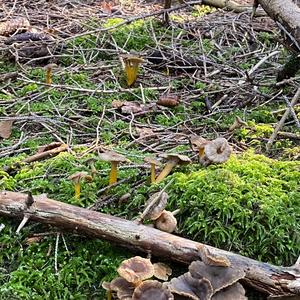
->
<box><xmin>98</xmin><ymin>151</ymin><xmax>129</xmax><ymax>185</ymax></box>
<box><xmin>121</xmin><ymin>54</ymin><xmax>144</xmax><ymax>87</ymax></box>
<box><xmin>68</xmin><ymin>171</ymin><xmax>92</xmax><ymax>199</ymax></box>
<box><xmin>132</xmin><ymin>280</ymin><xmax>174</xmax><ymax>300</ymax></box>
<box><xmin>144</xmin><ymin>157</ymin><xmax>162</xmax><ymax>184</ymax></box>
<box><xmin>212</xmin><ymin>282</ymin><xmax>247</xmax><ymax>300</ymax></box>
<box><xmin>117</xmin><ymin>256</ymin><xmax>154</xmax><ymax>285</ymax></box>
<box><xmin>155</xmin><ymin>154</ymin><xmax>191</xmax><ymax>184</ymax></box>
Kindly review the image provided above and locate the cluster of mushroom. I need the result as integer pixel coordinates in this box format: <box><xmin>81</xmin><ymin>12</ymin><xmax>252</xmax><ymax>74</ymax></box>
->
<box><xmin>139</xmin><ymin>191</ymin><xmax>178</xmax><ymax>233</ymax></box>
<box><xmin>102</xmin><ymin>250</ymin><xmax>247</xmax><ymax>300</ymax></box>
<box><xmin>67</xmin><ymin>136</ymin><xmax>231</xmax><ymax>199</ymax></box>
<box><xmin>102</xmin><ymin>256</ymin><xmax>173</xmax><ymax>300</ymax></box>
<box><xmin>166</xmin><ymin>247</ymin><xmax>247</xmax><ymax>299</ymax></box>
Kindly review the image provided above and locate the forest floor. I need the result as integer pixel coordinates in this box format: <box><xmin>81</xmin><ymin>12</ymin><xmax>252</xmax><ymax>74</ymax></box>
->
<box><xmin>0</xmin><ymin>0</ymin><xmax>299</xmax><ymax>299</ymax></box>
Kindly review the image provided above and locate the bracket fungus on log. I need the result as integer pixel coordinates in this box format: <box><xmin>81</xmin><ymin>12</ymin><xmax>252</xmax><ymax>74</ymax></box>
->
<box><xmin>153</xmin><ymin>262</ymin><xmax>172</xmax><ymax>281</ymax></box>
<box><xmin>103</xmin><ymin>277</ymin><xmax>135</xmax><ymax>300</ymax></box>
<box><xmin>212</xmin><ymin>282</ymin><xmax>247</xmax><ymax>300</ymax></box>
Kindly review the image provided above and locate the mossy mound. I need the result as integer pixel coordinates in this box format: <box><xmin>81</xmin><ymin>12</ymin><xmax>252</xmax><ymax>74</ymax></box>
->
<box><xmin>168</xmin><ymin>151</ymin><xmax>300</xmax><ymax>265</ymax></box>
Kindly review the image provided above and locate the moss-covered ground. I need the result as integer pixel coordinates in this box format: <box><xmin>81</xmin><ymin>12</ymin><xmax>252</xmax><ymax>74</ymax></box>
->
<box><xmin>0</xmin><ymin>1</ymin><xmax>299</xmax><ymax>299</ymax></box>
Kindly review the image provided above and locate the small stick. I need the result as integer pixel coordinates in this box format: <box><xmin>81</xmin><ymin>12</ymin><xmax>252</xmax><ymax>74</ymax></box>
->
<box><xmin>266</xmin><ymin>87</ymin><xmax>300</xmax><ymax>151</ymax></box>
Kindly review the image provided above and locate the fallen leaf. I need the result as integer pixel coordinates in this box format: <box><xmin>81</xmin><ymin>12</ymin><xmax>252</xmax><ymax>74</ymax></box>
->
<box><xmin>135</xmin><ymin>127</ymin><xmax>155</xmax><ymax>138</ymax></box>
<box><xmin>112</xmin><ymin>100</ymin><xmax>124</xmax><ymax>109</ymax></box>
<box><xmin>157</xmin><ymin>94</ymin><xmax>180</xmax><ymax>108</ymax></box>
<box><xmin>121</xmin><ymin>102</ymin><xmax>144</xmax><ymax>114</ymax></box>
<box><xmin>101</xmin><ymin>1</ymin><xmax>113</xmax><ymax>14</ymax></box>
<box><xmin>0</xmin><ymin>120</ymin><xmax>14</xmax><ymax>139</ymax></box>
<box><xmin>25</xmin><ymin>236</ymin><xmax>43</xmax><ymax>245</ymax></box>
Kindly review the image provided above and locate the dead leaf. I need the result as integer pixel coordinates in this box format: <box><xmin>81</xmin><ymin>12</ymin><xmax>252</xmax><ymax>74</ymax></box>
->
<box><xmin>25</xmin><ymin>236</ymin><xmax>43</xmax><ymax>245</ymax></box>
<box><xmin>157</xmin><ymin>94</ymin><xmax>180</xmax><ymax>108</ymax></box>
<box><xmin>135</xmin><ymin>127</ymin><xmax>155</xmax><ymax>138</ymax></box>
<box><xmin>121</xmin><ymin>102</ymin><xmax>144</xmax><ymax>114</ymax></box>
<box><xmin>112</xmin><ymin>100</ymin><xmax>124</xmax><ymax>109</ymax></box>
<box><xmin>0</xmin><ymin>120</ymin><xmax>13</xmax><ymax>139</ymax></box>
<box><xmin>101</xmin><ymin>1</ymin><xmax>113</xmax><ymax>14</ymax></box>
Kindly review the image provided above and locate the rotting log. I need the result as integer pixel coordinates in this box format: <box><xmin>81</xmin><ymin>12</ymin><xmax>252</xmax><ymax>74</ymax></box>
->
<box><xmin>0</xmin><ymin>190</ymin><xmax>299</xmax><ymax>297</ymax></box>
<box><xmin>257</xmin><ymin>0</ymin><xmax>300</xmax><ymax>52</ymax></box>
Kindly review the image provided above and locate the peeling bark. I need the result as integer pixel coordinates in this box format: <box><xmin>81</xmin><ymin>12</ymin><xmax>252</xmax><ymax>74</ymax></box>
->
<box><xmin>0</xmin><ymin>190</ymin><xmax>299</xmax><ymax>297</ymax></box>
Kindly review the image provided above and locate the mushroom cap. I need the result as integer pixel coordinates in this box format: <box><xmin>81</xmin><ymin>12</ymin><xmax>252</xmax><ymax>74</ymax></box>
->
<box><xmin>122</xmin><ymin>54</ymin><xmax>144</xmax><ymax>64</ymax></box>
<box><xmin>204</xmin><ymin>138</ymin><xmax>231</xmax><ymax>163</ymax></box>
<box><xmin>143</xmin><ymin>191</ymin><xmax>168</xmax><ymax>220</ymax></box>
<box><xmin>167</xmin><ymin>272</ymin><xmax>213</xmax><ymax>300</ymax></box>
<box><xmin>160</xmin><ymin>153</ymin><xmax>191</xmax><ymax>165</ymax></box>
<box><xmin>109</xmin><ymin>277</ymin><xmax>135</xmax><ymax>299</ymax></box>
<box><xmin>153</xmin><ymin>263</ymin><xmax>172</xmax><ymax>281</ymax></box>
<box><xmin>68</xmin><ymin>171</ymin><xmax>92</xmax><ymax>182</ymax></box>
<box><xmin>212</xmin><ymin>282</ymin><xmax>247</xmax><ymax>300</ymax></box>
<box><xmin>117</xmin><ymin>256</ymin><xmax>154</xmax><ymax>284</ymax></box>
<box><xmin>132</xmin><ymin>280</ymin><xmax>174</xmax><ymax>300</ymax></box>
<box><xmin>189</xmin><ymin>261</ymin><xmax>245</xmax><ymax>293</ymax></box>
<box><xmin>197</xmin><ymin>246</ymin><xmax>231</xmax><ymax>267</ymax></box>
<box><xmin>144</xmin><ymin>157</ymin><xmax>162</xmax><ymax>166</ymax></box>
<box><xmin>98</xmin><ymin>151</ymin><xmax>129</xmax><ymax>163</ymax></box>
<box><xmin>190</xmin><ymin>136</ymin><xmax>209</xmax><ymax>152</ymax></box>
<box><xmin>44</xmin><ymin>63</ymin><xmax>57</xmax><ymax>70</ymax></box>
<box><xmin>154</xmin><ymin>210</ymin><xmax>177</xmax><ymax>233</ymax></box>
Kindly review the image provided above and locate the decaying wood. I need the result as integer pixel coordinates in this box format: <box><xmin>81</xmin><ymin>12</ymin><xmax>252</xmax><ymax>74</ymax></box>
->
<box><xmin>0</xmin><ymin>191</ymin><xmax>299</xmax><ymax>297</ymax></box>
<box><xmin>257</xmin><ymin>0</ymin><xmax>300</xmax><ymax>52</ymax></box>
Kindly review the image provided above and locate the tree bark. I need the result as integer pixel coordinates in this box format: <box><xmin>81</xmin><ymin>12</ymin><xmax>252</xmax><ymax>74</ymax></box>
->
<box><xmin>258</xmin><ymin>0</ymin><xmax>300</xmax><ymax>52</ymax></box>
<box><xmin>0</xmin><ymin>190</ymin><xmax>299</xmax><ymax>297</ymax></box>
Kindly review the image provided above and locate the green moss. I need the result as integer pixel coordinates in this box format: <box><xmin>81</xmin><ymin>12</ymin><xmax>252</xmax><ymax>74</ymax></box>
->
<box><xmin>167</xmin><ymin>150</ymin><xmax>300</xmax><ymax>265</ymax></box>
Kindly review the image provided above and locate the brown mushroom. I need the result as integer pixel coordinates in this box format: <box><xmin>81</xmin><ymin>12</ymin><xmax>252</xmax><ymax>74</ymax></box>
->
<box><xmin>197</xmin><ymin>245</ymin><xmax>231</xmax><ymax>267</ymax></box>
<box><xmin>154</xmin><ymin>210</ymin><xmax>177</xmax><ymax>233</ymax></box>
<box><xmin>117</xmin><ymin>256</ymin><xmax>154</xmax><ymax>285</ymax></box>
<box><xmin>167</xmin><ymin>272</ymin><xmax>213</xmax><ymax>300</ymax></box>
<box><xmin>144</xmin><ymin>157</ymin><xmax>162</xmax><ymax>184</ymax></box>
<box><xmin>190</xmin><ymin>135</ymin><xmax>209</xmax><ymax>159</ymax></box>
<box><xmin>98</xmin><ymin>151</ymin><xmax>129</xmax><ymax>185</ymax></box>
<box><xmin>153</xmin><ymin>263</ymin><xmax>172</xmax><ymax>281</ymax></box>
<box><xmin>212</xmin><ymin>282</ymin><xmax>247</xmax><ymax>300</ymax></box>
<box><xmin>85</xmin><ymin>157</ymin><xmax>97</xmax><ymax>178</ymax></box>
<box><xmin>68</xmin><ymin>171</ymin><xmax>92</xmax><ymax>199</ymax></box>
<box><xmin>132</xmin><ymin>280</ymin><xmax>174</xmax><ymax>300</ymax></box>
<box><xmin>155</xmin><ymin>154</ymin><xmax>191</xmax><ymax>184</ymax></box>
<box><xmin>204</xmin><ymin>137</ymin><xmax>231</xmax><ymax>165</ymax></box>
<box><xmin>189</xmin><ymin>261</ymin><xmax>245</xmax><ymax>293</ymax></box>
<box><xmin>121</xmin><ymin>55</ymin><xmax>144</xmax><ymax>87</ymax></box>
<box><xmin>140</xmin><ymin>191</ymin><xmax>168</xmax><ymax>222</ymax></box>
<box><xmin>102</xmin><ymin>277</ymin><xmax>135</xmax><ymax>300</ymax></box>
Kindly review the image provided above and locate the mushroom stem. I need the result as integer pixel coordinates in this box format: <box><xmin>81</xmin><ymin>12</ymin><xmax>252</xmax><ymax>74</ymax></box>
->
<box><xmin>150</xmin><ymin>163</ymin><xmax>156</xmax><ymax>183</ymax></box>
<box><xmin>125</xmin><ymin>63</ymin><xmax>139</xmax><ymax>87</ymax></box>
<box><xmin>106</xmin><ymin>290</ymin><xmax>112</xmax><ymax>300</ymax></box>
<box><xmin>199</xmin><ymin>147</ymin><xmax>205</xmax><ymax>158</ymax></box>
<box><xmin>46</xmin><ymin>67</ymin><xmax>52</xmax><ymax>85</ymax></box>
<box><xmin>74</xmin><ymin>182</ymin><xmax>81</xmax><ymax>199</ymax></box>
<box><xmin>109</xmin><ymin>161</ymin><xmax>118</xmax><ymax>185</ymax></box>
<box><xmin>155</xmin><ymin>159</ymin><xmax>178</xmax><ymax>184</ymax></box>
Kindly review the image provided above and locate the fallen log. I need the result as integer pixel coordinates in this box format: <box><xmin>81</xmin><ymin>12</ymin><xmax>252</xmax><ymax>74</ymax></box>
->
<box><xmin>0</xmin><ymin>190</ymin><xmax>299</xmax><ymax>297</ymax></box>
<box><xmin>257</xmin><ymin>0</ymin><xmax>300</xmax><ymax>52</ymax></box>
